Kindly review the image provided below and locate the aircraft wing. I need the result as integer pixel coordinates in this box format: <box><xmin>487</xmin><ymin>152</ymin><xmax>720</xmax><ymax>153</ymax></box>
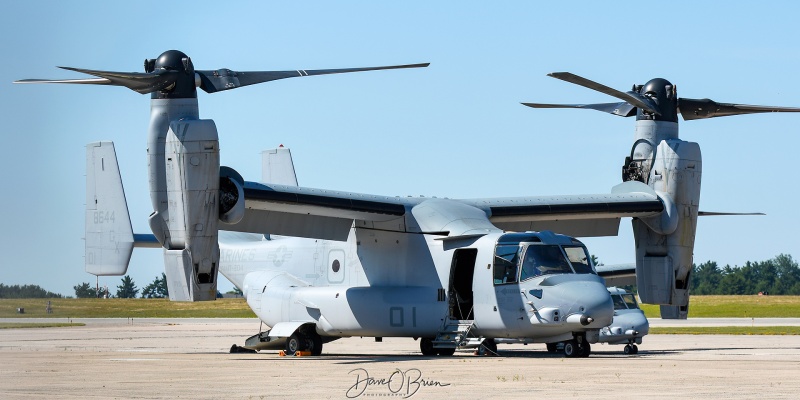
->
<box><xmin>220</xmin><ymin>181</ymin><xmax>419</xmax><ymax>240</ymax></box>
<box><xmin>220</xmin><ymin>180</ymin><xmax>664</xmax><ymax>241</ymax></box>
<box><xmin>460</xmin><ymin>181</ymin><xmax>663</xmax><ymax>237</ymax></box>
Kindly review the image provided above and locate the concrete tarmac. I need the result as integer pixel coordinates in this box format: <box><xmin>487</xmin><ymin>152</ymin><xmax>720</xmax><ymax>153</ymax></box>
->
<box><xmin>1</xmin><ymin>318</ymin><xmax>798</xmax><ymax>399</ymax></box>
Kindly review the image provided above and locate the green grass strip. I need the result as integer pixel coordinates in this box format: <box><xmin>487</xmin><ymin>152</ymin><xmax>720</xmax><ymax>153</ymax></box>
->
<box><xmin>2</xmin><ymin>296</ymin><xmax>799</xmax><ymax>319</ymax></box>
<box><xmin>650</xmin><ymin>326</ymin><xmax>800</xmax><ymax>335</ymax></box>
<box><xmin>0</xmin><ymin>322</ymin><xmax>85</xmax><ymax>329</ymax></box>
<box><xmin>0</xmin><ymin>298</ymin><xmax>256</xmax><ymax>318</ymax></box>
<box><xmin>639</xmin><ymin>295</ymin><xmax>800</xmax><ymax>318</ymax></box>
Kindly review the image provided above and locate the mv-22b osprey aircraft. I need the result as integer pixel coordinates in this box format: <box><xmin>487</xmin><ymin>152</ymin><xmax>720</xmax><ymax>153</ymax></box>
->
<box><xmin>16</xmin><ymin>50</ymin><xmax>800</xmax><ymax>357</ymax></box>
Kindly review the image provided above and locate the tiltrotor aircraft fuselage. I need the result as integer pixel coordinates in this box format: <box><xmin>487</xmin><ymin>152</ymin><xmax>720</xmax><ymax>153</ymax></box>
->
<box><xmin>220</xmin><ymin>228</ymin><xmax>612</xmax><ymax>356</ymax></box>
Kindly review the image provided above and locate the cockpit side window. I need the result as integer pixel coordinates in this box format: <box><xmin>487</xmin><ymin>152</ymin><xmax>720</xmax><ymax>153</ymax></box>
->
<box><xmin>493</xmin><ymin>245</ymin><xmax>519</xmax><ymax>285</ymax></box>
<box><xmin>563</xmin><ymin>245</ymin><xmax>595</xmax><ymax>274</ymax></box>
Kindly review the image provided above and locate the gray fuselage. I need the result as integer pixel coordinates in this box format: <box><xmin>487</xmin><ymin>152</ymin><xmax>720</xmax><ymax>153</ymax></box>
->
<box><xmin>219</xmin><ymin>229</ymin><xmax>614</xmax><ymax>343</ymax></box>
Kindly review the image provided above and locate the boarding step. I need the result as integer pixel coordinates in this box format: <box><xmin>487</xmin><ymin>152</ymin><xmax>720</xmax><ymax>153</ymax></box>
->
<box><xmin>432</xmin><ymin>318</ymin><xmax>478</xmax><ymax>349</ymax></box>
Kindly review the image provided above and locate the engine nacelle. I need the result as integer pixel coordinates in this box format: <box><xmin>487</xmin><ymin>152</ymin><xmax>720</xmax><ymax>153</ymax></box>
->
<box><xmin>627</xmin><ymin>121</ymin><xmax>701</xmax><ymax>319</ymax></box>
<box><xmin>219</xmin><ymin>166</ymin><xmax>245</xmax><ymax>225</ymax></box>
<box><xmin>162</xmin><ymin>119</ymin><xmax>221</xmax><ymax>301</ymax></box>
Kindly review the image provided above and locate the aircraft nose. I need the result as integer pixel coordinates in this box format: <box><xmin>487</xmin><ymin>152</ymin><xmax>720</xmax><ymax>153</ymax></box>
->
<box><xmin>632</xmin><ymin>312</ymin><xmax>650</xmax><ymax>335</ymax></box>
<box><xmin>557</xmin><ymin>280</ymin><xmax>614</xmax><ymax>328</ymax></box>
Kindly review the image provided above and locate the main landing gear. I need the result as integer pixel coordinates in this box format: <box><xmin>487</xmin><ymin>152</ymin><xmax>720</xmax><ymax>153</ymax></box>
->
<box><xmin>624</xmin><ymin>344</ymin><xmax>639</xmax><ymax>354</ymax></box>
<box><xmin>562</xmin><ymin>339</ymin><xmax>591</xmax><ymax>358</ymax></box>
<box><xmin>476</xmin><ymin>338</ymin><xmax>497</xmax><ymax>356</ymax></box>
<box><xmin>419</xmin><ymin>337</ymin><xmax>499</xmax><ymax>356</ymax></box>
<box><xmin>549</xmin><ymin>335</ymin><xmax>592</xmax><ymax>358</ymax></box>
<box><xmin>419</xmin><ymin>338</ymin><xmax>456</xmax><ymax>356</ymax></box>
<box><xmin>285</xmin><ymin>330</ymin><xmax>323</xmax><ymax>356</ymax></box>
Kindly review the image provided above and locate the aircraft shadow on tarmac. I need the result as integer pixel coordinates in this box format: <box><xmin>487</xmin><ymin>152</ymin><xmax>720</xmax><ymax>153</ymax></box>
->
<box><xmin>225</xmin><ymin>348</ymin><xmax>700</xmax><ymax>364</ymax></box>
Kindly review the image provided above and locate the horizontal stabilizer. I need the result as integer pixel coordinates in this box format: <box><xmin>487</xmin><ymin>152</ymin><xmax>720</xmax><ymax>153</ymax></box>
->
<box><xmin>133</xmin><ymin>233</ymin><xmax>161</xmax><ymax>248</ymax></box>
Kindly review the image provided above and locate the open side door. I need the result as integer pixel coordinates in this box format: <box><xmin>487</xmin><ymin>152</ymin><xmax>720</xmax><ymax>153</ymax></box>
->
<box><xmin>448</xmin><ymin>248</ymin><xmax>477</xmax><ymax>320</ymax></box>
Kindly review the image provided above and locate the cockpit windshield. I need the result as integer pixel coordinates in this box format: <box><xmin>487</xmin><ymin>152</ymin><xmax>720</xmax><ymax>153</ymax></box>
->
<box><xmin>519</xmin><ymin>245</ymin><xmax>573</xmax><ymax>281</ymax></box>
<box><xmin>612</xmin><ymin>293</ymin><xmax>640</xmax><ymax>310</ymax></box>
<box><xmin>612</xmin><ymin>294</ymin><xmax>627</xmax><ymax>310</ymax></box>
<box><xmin>622</xmin><ymin>294</ymin><xmax>639</xmax><ymax>309</ymax></box>
<box><xmin>492</xmin><ymin>233</ymin><xmax>598</xmax><ymax>285</ymax></box>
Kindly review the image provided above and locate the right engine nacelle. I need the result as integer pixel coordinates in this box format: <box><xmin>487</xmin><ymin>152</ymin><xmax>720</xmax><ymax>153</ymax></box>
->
<box><xmin>627</xmin><ymin>123</ymin><xmax>702</xmax><ymax>319</ymax></box>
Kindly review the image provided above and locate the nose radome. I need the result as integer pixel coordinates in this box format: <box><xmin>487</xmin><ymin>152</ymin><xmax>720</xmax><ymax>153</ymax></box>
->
<box><xmin>560</xmin><ymin>280</ymin><xmax>614</xmax><ymax>327</ymax></box>
<box><xmin>632</xmin><ymin>312</ymin><xmax>650</xmax><ymax>335</ymax></box>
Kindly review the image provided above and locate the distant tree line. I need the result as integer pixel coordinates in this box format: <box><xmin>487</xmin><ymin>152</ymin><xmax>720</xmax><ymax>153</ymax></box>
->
<box><xmin>0</xmin><ymin>284</ymin><xmax>63</xmax><ymax>298</ymax></box>
<box><xmin>141</xmin><ymin>273</ymin><xmax>168</xmax><ymax>298</ymax></box>
<box><xmin>73</xmin><ymin>282</ymin><xmax>110</xmax><ymax>299</ymax></box>
<box><xmin>73</xmin><ymin>273</ymin><xmax>168</xmax><ymax>299</ymax></box>
<box><xmin>691</xmin><ymin>254</ymin><xmax>800</xmax><ymax>295</ymax></box>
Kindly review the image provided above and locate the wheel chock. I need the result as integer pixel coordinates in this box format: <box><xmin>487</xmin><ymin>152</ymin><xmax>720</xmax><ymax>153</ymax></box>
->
<box><xmin>278</xmin><ymin>350</ymin><xmax>312</xmax><ymax>357</ymax></box>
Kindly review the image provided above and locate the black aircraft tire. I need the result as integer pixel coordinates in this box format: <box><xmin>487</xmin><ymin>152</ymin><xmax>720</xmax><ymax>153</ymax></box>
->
<box><xmin>437</xmin><ymin>347</ymin><xmax>456</xmax><ymax>356</ymax></box>
<box><xmin>546</xmin><ymin>343</ymin><xmax>558</xmax><ymax>353</ymax></box>
<box><xmin>579</xmin><ymin>342</ymin><xmax>591</xmax><ymax>357</ymax></box>
<box><xmin>632</xmin><ymin>344</ymin><xmax>639</xmax><ymax>354</ymax></box>
<box><xmin>285</xmin><ymin>333</ymin><xmax>303</xmax><ymax>356</ymax></box>
<box><xmin>624</xmin><ymin>344</ymin><xmax>633</xmax><ymax>355</ymax></box>
<box><xmin>420</xmin><ymin>338</ymin><xmax>437</xmax><ymax>356</ymax></box>
<box><xmin>480</xmin><ymin>338</ymin><xmax>498</xmax><ymax>356</ymax></box>
<box><xmin>308</xmin><ymin>333</ymin><xmax>323</xmax><ymax>356</ymax></box>
<box><xmin>563</xmin><ymin>340</ymin><xmax>579</xmax><ymax>358</ymax></box>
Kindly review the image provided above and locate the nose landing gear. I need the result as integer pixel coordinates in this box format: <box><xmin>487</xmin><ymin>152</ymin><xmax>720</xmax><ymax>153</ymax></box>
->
<box><xmin>624</xmin><ymin>344</ymin><xmax>639</xmax><ymax>354</ymax></box>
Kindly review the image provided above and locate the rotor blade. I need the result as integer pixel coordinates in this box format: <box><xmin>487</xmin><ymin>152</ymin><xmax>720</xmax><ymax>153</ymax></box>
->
<box><xmin>678</xmin><ymin>98</ymin><xmax>800</xmax><ymax>121</ymax></box>
<box><xmin>14</xmin><ymin>77</ymin><xmax>112</xmax><ymax>86</ymax></box>
<box><xmin>14</xmin><ymin>67</ymin><xmax>176</xmax><ymax>94</ymax></box>
<box><xmin>196</xmin><ymin>63</ymin><xmax>430</xmax><ymax>93</ymax></box>
<box><xmin>59</xmin><ymin>67</ymin><xmax>178</xmax><ymax>94</ymax></box>
<box><xmin>698</xmin><ymin>211</ymin><xmax>765</xmax><ymax>216</ymax></box>
<box><xmin>548</xmin><ymin>72</ymin><xmax>660</xmax><ymax>115</ymax></box>
<box><xmin>521</xmin><ymin>101</ymin><xmax>636</xmax><ymax>117</ymax></box>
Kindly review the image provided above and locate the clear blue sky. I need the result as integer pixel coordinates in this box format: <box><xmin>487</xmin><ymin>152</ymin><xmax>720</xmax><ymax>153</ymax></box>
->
<box><xmin>1</xmin><ymin>1</ymin><xmax>798</xmax><ymax>296</ymax></box>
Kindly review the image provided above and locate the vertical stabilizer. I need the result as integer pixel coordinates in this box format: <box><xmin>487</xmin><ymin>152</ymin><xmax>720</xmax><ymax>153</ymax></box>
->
<box><xmin>85</xmin><ymin>142</ymin><xmax>134</xmax><ymax>275</ymax></box>
<box><xmin>261</xmin><ymin>146</ymin><xmax>298</xmax><ymax>186</ymax></box>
